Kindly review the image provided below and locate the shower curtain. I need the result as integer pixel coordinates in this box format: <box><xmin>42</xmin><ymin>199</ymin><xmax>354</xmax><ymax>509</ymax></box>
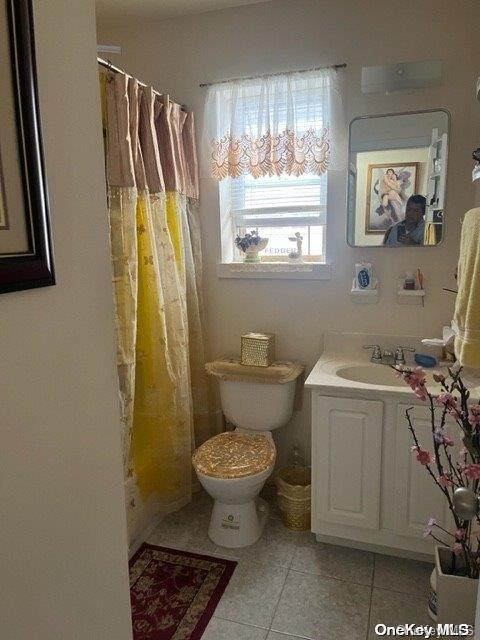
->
<box><xmin>101</xmin><ymin>73</ymin><xmax>212</xmax><ymax>543</ymax></box>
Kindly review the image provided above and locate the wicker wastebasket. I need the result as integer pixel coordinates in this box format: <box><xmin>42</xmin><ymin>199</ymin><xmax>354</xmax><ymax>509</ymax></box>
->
<box><xmin>275</xmin><ymin>465</ymin><xmax>311</xmax><ymax>531</ymax></box>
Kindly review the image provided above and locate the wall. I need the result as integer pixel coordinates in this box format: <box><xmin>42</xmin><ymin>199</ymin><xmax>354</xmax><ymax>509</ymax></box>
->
<box><xmin>0</xmin><ymin>1</ymin><xmax>132</xmax><ymax>638</ymax></box>
<box><xmin>97</xmin><ymin>0</ymin><xmax>480</xmax><ymax>466</ymax></box>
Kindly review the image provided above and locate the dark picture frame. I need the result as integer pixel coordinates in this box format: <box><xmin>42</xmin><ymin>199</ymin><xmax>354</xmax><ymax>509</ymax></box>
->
<box><xmin>0</xmin><ymin>0</ymin><xmax>54</xmax><ymax>294</ymax></box>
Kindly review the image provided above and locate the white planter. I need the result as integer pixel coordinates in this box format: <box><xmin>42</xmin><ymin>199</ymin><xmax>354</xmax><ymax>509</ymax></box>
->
<box><xmin>434</xmin><ymin>546</ymin><xmax>478</xmax><ymax>626</ymax></box>
<box><xmin>242</xmin><ymin>238</ymin><xmax>268</xmax><ymax>263</ymax></box>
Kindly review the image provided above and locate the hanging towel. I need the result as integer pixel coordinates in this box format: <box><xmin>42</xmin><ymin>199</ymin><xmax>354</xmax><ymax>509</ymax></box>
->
<box><xmin>453</xmin><ymin>208</ymin><xmax>480</xmax><ymax>368</ymax></box>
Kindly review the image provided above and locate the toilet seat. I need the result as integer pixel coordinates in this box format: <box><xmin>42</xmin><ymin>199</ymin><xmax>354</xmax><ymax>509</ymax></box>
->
<box><xmin>192</xmin><ymin>431</ymin><xmax>276</xmax><ymax>479</ymax></box>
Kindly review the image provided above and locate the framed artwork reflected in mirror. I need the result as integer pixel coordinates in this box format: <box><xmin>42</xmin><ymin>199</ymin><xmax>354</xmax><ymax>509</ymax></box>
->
<box><xmin>365</xmin><ymin>162</ymin><xmax>419</xmax><ymax>234</ymax></box>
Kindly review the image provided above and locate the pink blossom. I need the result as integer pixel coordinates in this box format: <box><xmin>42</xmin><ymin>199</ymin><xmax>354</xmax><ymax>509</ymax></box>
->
<box><xmin>438</xmin><ymin>474</ymin><xmax>453</xmax><ymax>487</ymax></box>
<box><xmin>435</xmin><ymin>392</ymin><xmax>455</xmax><ymax>407</ymax></box>
<box><xmin>452</xmin><ymin>542</ymin><xmax>464</xmax><ymax>556</ymax></box>
<box><xmin>435</xmin><ymin>392</ymin><xmax>461</xmax><ymax>418</ymax></box>
<box><xmin>465</xmin><ymin>464</ymin><xmax>480</xmax><ymax>479</ymax></box>
<box><xmin>468</xmin><ymin>414</ymin><xmax>480</xmax><ymax>427</ymax></box>
<box><xmin>412</xmin><ymin>446</ymin><xmax>433</xmax><ymax>466</ymax></box>
<box><xmin>442</xmin><ymin>435</ymin><xmax>454</xmax><ymax>447</ymax></box>
<box><xmin>413</xmin><ymin>385</ymin><xmax>428</xmax><ymax>401</ymax></box>
<box><xmin>409</xmin><ymin>367</ymin><xmax>427</xmax><ymax>386</ymax></box>
<box><xmin>395</xmin><ymin>366</ymin><xmax>427</xmax><ymax>394</ymax></box>
<box><xmin>455</xmin><ymin>529</ymin><xmax>466</xmax><ymax>541</ymax></box>
<box><xmin>468</xmin><ymin>405</ymin><xmax>480</xmax><ymax>427</ymax></box>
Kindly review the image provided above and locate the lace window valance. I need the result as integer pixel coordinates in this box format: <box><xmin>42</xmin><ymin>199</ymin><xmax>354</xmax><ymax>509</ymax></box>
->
<box><xmin>204</xmin><ymin>68</ymin><xmax>345</xmax><ymax>181</ymax></box>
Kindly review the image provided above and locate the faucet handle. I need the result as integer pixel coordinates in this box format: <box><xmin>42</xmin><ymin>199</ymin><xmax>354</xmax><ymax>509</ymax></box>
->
<box><xmin>394</xmin><ymin>346</ymin><xmax>415</xmax><ymax>365</ymax></box>
<box><xmin>363</xmin><ymin>344</ymin><xmax>382</xmax><ymax>362</ymax></box>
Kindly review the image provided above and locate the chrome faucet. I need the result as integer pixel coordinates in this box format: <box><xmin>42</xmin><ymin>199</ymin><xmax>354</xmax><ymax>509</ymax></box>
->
<box><xmin>394</xmin><ymin>346</ymin><xmax>415</xmax><ymax>366</ymax></box>
<box><xmin>363</xmin><ymin>344</ymin><xmax>383</xmax><ymax>363</ymax></box>
<box><xmin>363</xmin><ymin>344</ymin><xmax>415</xmax><ymax>365</ymax></box>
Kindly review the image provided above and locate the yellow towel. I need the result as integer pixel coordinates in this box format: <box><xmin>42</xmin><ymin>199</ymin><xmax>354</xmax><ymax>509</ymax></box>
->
<box><xmin>453</xmin><ymin>208</ymin><xmax>480</xmax><ymax>368</ymax></box>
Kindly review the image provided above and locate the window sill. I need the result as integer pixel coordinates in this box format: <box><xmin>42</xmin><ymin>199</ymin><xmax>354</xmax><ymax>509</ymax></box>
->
<box><xmin>216</xmin><ymin>262</ymin><xmax>331</xmax><ymax>280</ymax></box>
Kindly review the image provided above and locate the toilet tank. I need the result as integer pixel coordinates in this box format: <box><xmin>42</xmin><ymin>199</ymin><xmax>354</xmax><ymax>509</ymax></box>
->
<box><xmin>219</xmin><ymin>379</ymin><xmax>297</xmax><ymax>431</ymax></box>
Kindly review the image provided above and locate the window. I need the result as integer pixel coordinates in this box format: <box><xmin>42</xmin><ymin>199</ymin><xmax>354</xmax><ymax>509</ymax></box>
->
<box><xmin>221</xmin><ymin>171</ymin><xmax>327</xmax><ymax>262</ymax></box>
<box><xmin>205</xmin><ymin>67</ymin><xmax>344</xmax><ymax>270</ymax></box>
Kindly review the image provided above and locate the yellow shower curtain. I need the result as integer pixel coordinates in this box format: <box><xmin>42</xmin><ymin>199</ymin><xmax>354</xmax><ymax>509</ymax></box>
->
<box><xmin>102</xmin><ymin>73</ymin><xmax>212</xmax><ymax>542</ymax></box>
<box><xmin>133</xmin><ymin>192</ymin><xmax>193</xmax><ymax>504</ymax></box>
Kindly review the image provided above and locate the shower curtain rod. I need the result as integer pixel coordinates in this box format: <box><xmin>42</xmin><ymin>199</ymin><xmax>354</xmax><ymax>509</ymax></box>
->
<box><xmin>97</xmin><ymin>57</ymin><xmax>188</xmax><ymax>111</ymax></box>
<box><xmin>199</xmin><ymin>62</ymin><xmax>347</xmax><ymax>88</ymax></box>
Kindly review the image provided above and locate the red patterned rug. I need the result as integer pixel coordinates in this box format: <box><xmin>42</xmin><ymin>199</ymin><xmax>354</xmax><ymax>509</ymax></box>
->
<box><xmin>129</xmin><ymin>543</ymin><xmax>237</xmax><ymax>640</ymax></box>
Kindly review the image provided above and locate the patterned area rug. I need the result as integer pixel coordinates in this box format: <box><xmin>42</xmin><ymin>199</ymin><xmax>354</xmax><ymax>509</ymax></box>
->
<box><xmin>129</xmin><ymin>543</ymin><xmax>237</xmax><ymax>639</ymax></box>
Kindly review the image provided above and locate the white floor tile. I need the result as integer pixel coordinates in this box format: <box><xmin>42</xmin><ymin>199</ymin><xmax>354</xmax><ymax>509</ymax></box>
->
<box><xmin>202</xmin><ymin>617</ymin><xmax>268</xmax><ymax>640</ymax></box>
<box><xmin>214</xmin><ymin>559</ymin><xmax>288</xmax><ymax>628</ymax></box>
<box><xmin>267</xmin><ymin>632</ymin><xmax>310</xmax><ymax>640</ymax></box>
<box><xmin>141</xmin><ymin>488</ymin><xmax>441</xmax><ymax>639</ymax></box>
<box><xmin>271</xmin><ymin>569</ymin><xmax>370</xmax><ymax>640</ymax></box>
<box><xmin>146</xmin><ymin>492</ymin><xmax>217</xmax><ymax>555</ymax></box>
<box><xmin>292</xmin><ymin>534</ymin><xmax>374</xmax><ymax>585</ymax></box>
<box><xmin>368</xmin><ymin>587</ymin><xmax>433</xmax><ymax>639</ymax></box>
<box><xmin>373</xmin><ymin>554</ymin><xmax>433</xmax><ymax>596</ymax></box>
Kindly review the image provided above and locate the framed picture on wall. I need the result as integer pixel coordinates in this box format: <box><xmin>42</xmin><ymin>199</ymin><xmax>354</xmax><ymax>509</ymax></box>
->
<box><xmin>0</xmin><ymin>0</ymin><xmax>54</xmax><ymax>293</ymax></box>
<box><xmin>365</xmin><ymin>162</ymin><xmax>419</xmax><ymax>234</ymax></box>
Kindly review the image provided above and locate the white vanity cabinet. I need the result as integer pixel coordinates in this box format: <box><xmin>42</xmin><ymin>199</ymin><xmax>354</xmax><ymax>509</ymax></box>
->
<box><xmin>306</xmin><ymin>331</ymin><xmax>462</xmax><ymax>560</ymax></box>
<box><xmin>311</xmin><ymin>392</ymin><xmax>452</xmax><ymax>560</ymax></box>
<box><xmin>313</xmin><ymin>396</ymin><xmax>383</xmax><ymax>531</ymax></box>
<box><xmin>393</xmin><ymin>404</ymin><xmax>451</xmax><ymax>539</ymax></box>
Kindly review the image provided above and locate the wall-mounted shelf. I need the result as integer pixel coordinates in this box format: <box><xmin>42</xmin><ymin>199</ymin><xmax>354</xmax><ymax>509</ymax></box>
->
<box><xmin>397</xmin><ymin>285</ymin><xmax>425</xmax><ymax>305</ymax></box>
<box><xmin>351</xmin><ymin>278</ymin><xmax>379</xmax><ymax>304</ymax></box>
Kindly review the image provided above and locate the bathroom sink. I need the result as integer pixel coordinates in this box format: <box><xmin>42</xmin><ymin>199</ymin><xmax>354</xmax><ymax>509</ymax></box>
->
<box><xmin>336</xmin><ymin>364</ymin><xmax>406</xmax><ymax>387</ymax></box>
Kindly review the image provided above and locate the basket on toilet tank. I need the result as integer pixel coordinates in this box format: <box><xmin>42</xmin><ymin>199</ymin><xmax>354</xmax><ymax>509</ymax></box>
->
<box><xmin>241</xmin><ymin>332</ymin><xmax>275</xmax><ymax>367</ymax></box>
<box><xmin>275</xmin><ymin>465</ymin><xmax>311</xmax><ymax>531</ymax></box>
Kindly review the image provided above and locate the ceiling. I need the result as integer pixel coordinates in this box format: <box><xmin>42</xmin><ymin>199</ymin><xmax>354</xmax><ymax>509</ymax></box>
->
<box><xmin>96</xmin><ymin>0</ymin><xmax>271</xmax><ymax>21</ymax></box>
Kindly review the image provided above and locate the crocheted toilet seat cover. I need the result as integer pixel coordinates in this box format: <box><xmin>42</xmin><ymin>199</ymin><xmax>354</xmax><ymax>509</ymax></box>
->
<box><xmin>192</xmin><ymin>431</ymin><xmax>276</xmax><ymax>479</ymax></box>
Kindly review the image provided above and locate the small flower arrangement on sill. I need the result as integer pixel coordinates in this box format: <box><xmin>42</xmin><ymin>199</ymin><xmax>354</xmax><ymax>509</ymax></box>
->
<box><xmin>235</xmin><ymin>230</ymin><xmax>268</xmax><ymax>263</ymax></box>
<box><xmin>395</xmin><ymin>364</ymin><xmax>480</xmax><ymax>621</ymax></box>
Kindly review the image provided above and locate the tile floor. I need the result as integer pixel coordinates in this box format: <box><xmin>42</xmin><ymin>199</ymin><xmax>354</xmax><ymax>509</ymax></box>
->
<box><xmin>147</xmin><ymin>487</ymin><xmax>434</xmax><ymax>640</ymax></box>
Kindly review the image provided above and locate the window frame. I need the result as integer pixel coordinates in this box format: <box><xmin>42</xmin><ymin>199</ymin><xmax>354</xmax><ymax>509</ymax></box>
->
<box><xmin>220</xmin><ymin>172</ymin><xmax>329</xmax><ymax>265</ymax></box>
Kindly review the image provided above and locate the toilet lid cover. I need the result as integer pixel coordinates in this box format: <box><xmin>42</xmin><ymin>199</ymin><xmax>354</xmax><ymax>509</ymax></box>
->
<box><xmin>205</xmin><ymin>358</ymin><xmax>304</xmax><ymax>385</ymax></box>
<box><xmin>192</xmin><ymin>432</ymin><xmax>276</xmax><ymax>479</ymax></box>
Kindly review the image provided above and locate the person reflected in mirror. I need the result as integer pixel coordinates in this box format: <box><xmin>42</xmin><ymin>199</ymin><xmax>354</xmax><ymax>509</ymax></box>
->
<box><xmin>383</xmin><ymin>195</ymin><xmax>426</xmax><ymax>246</ymax></box>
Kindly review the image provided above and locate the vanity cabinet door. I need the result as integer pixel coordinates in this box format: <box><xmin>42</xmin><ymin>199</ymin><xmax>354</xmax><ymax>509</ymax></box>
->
<box><xmin>312</xmin><ymin>395</ymin><xmax>383</xmax><ymax>530</ymax></box>
<box><xmin>394</xmin><ymin>404</ymin><xmax>452</xmax><ymax>538</ymax></box>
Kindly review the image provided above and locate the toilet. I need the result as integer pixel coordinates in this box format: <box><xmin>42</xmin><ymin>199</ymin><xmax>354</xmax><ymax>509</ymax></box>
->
<box><xmin>192</xmin><ymin>358</ymin><xmax>304</xmax><ymax>548</ymax></box>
